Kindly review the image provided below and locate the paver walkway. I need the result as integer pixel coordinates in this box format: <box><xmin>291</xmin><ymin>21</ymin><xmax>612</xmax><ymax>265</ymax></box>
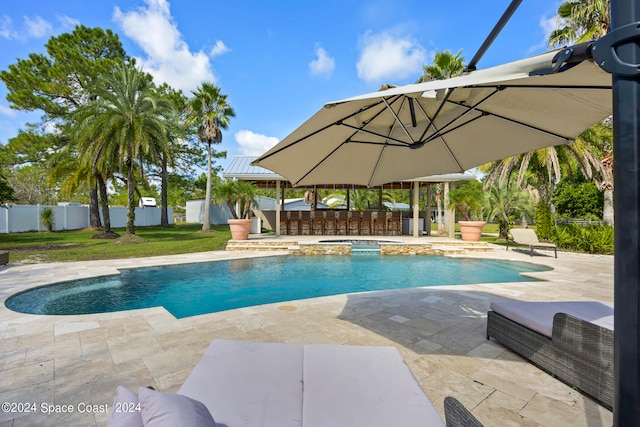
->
<box><xmin>0</xmin><ymin>240</ymin><xmax>613</xmax><ymax>426</ymax></box>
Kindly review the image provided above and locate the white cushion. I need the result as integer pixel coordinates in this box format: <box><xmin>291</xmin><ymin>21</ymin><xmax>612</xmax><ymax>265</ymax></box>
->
<box><xmin>138</xmin><ymin>387</ymin><xmax>216</xmax><ymax>427</ymax></box>
<box><xmin>490</xmin><ymin>301</ymin><xmax>614</xmax><ymax>338</ymax></box>
<box><xmin>302</xmin><ymin>344</ymin><xmax>444</xmax><ymax>427</ymax></box>
<box><xmin>106</xmin><ymin>386</ymin><xmax>143</xmax><ymax>427</ymax></box>
<box><xmin>178</xmin><ymin>339</ymin><xmax>304</xmax><ymax>427</ymax></box>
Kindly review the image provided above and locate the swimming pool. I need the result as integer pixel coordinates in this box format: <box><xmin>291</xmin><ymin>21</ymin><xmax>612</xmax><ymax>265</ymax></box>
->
<box><xmin>5</xmin><ymin>255</ymin><xmax>550</xmax><ymax>319</ymax></box>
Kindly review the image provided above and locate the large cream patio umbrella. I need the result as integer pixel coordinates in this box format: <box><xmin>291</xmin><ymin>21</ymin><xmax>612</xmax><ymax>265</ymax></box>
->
<box><xmin>252</xmin><ymin>49</ymin><xmax>611</xmax><ymax>187</ymax></box>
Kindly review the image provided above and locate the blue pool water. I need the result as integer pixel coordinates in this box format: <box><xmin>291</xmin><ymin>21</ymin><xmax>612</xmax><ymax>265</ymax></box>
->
<box><xmin>5</xmin><ymin>256</ymin><xmax>550</xmax><ymax>319</ymax></box>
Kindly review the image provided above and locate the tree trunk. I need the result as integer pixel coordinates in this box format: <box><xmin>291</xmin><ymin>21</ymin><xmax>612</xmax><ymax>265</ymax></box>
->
<box><xmin>126</xmin><ymin>158</ymin><xmax>136</xmax><ymax>235</ymax></box>
<box><xmin>603</xmin><ymin>188</ymin><xmax>614</xmax><ymax>226</ymax></box>
<box><xmin>202</xmin><ymin>142</ymin><xmax>212</xmax><ymax>232</ymax></box>
<box><xmin>160</xmin><ymin>154</ymin><xmax>169</xmax><ymax>226</ymax></box>
<box><xmin>226</xmin><ymin>199</ymin><xmax>238</xmax><ymax>219</ymax></box>
<box><xmin>89</xmin><ymin>184</ymin><xmax>102</xmax><ymax>228</ymax></box>
<box><xmin>97</xmin><ymin>173</ymin><xmax>112</xmax><ymax>233</ymax></box>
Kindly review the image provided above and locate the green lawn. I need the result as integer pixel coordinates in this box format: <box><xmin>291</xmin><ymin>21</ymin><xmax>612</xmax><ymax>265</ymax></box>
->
<box><xmin>0</xmin><ymin>224</ymin><xmax>231</xmax><ymax>264</ymax></box>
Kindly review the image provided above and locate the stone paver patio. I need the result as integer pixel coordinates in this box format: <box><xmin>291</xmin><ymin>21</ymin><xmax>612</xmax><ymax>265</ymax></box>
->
<box><xmin>0</xmin><ymin>236</ymin><xmax>613</xmax><ymax>426</ymax></box>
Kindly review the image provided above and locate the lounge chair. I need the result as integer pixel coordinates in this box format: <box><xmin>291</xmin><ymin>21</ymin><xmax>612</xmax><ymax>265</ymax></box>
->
<box><xmin>507</xmin><ymin>228</ymin><xmax>557</xmax><ymax>257</ymax></box>
<box><xmin>107</xmin><ymin>339</ymin><xmax>484</xmax><ymax>426</ymax></box>
<box><xmin>487</xmin><ymin>301</ymin><xmax>613</xmax><ymax>410</ymax></box>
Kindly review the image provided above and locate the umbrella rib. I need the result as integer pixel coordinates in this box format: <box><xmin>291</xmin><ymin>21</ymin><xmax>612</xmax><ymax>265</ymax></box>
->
<box><xmin>381</xmin><ymin>97</ymin><xmax>416</xmax><ymax>144</ymax></box>
<box><xmin>368</xmin><ymin>143</ymin><xmax>387</xmax><ymax>188</ymax></box>
<box><xmin>293</xmin><ymin>140</ymin><xmax>350</xmax><ymax>186</ymax></box>
<box><xmin>412</xmin><ymin>99</ymin><xmax>465</xmax><ymax>172</ymax></box>
<box><xmin>256</xmin><ymin>96</ymin><xmax>398</xmax><ymax>162</ymax></box>
<box><xmin>418</xmin><ymin>87</ymin><xmax>456</xmax><ymax>142</ymax></box>
<box><xmin>340</xmin><ymin>123</ymin><xmax>412</xmax><ymax>147</ymax></box>
<box><xmin>422</xmin><ymin>87</ymin><xmax>504</xmax><ymax>144</ymax></box>
<box><xmin>476</xmin><ymin>83</ymin><xmax>611</xmax><ymax>90</ymax></box>
<box><xmin>439</xmin><ymin>99</ymin><xmax>573</xmax><ymax>142</ymax></box>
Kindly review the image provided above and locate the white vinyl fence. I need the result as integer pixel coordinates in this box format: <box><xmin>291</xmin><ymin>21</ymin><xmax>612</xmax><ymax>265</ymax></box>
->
<box><xmin>0</xmin><ymin>204</ymin><xmax>172</xmax><ymax>233</ymax></box>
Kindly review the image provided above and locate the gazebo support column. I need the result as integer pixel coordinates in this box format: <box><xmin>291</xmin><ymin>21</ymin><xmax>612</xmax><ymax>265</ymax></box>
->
<box><xmin>275</xmin><ymin>180</ymin><xmax>281</xmax><ymax>236</ymax></box>
<box><xmin>412</xmin><ymin>182</ymin><xmax>420</xmax><ymax>237</ymax></box>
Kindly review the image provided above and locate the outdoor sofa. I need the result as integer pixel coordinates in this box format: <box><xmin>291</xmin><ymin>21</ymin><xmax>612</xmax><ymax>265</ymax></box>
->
<box><xmin>487</xmin><ymin>301</ymin><xmax>614</xmax><ymax>410</ymax></box>
<box><xmin>107</xmin><ymin>339</ymin><xmax>483</xmax><ymax>426</ymax></box>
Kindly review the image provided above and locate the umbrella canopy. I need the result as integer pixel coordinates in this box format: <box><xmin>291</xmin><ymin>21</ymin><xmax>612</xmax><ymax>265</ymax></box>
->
<box><xmin>253</xmin><ymin>50</ymin><xmax>612</xmax><ymax>187</ymax></box>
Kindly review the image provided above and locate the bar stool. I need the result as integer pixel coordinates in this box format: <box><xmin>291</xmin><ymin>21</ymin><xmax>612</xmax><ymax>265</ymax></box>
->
<box><xmin>310</xmin><ymin>211</ymin><xmax>324</xmax><ymax>235</ymax></box>
<box><xmin>280</xmin><ymin>211</ymin><xmax>289</xmax><ymax>235</ymax></box>
<box><xmin>348</xmin><ymin>211</ymin><xmax>361</xmax><ymax>235</ymax></box>
<box><xmin>299</xmin><ymin>211</ymin><xmax>312</xmax><ymax>235</ymax></box>
<box><xmin>323</xmin><ymin>211</ymin><xmax>337</xmax><ymax>235</ymax></box>
<box><xmin>335</xmin><ymin>210</ymin><xmax>349</xmax><ymax>235</ymax></box>
<box><xmin>373</xmin><ymin>211</ymin><xmax>387</xmax><ymax>235</ymax></box>
<box><xmin>360</xmin><ymin>211</ymin><xmax>373</xmax><ymax>235</ymax></box>
<box><xmin>387</xmin><ymin>211</ymin><xmax>402</xmax><ymax>236</ymax></box>
<box><xmin>288</xmin><ymin>211</ymin><xmax>301</xmax><ymax>235</ymax></box>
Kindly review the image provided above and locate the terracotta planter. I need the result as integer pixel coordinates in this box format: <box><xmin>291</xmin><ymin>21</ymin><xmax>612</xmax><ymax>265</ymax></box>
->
<box><xmin>228</xmin><ymin>219</ymin><xmax>252</xmax><ymax>240</ymax></box>
<box><xmin>458</xmin><ymin>220</ymin><xmax>486</xmax><ymax>242</ymax></box>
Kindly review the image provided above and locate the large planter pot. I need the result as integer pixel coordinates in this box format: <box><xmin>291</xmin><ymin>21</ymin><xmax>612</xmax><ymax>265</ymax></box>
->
<box><xmin>458</xmin><ymin>220</ymin><xmax>486</xmax><ymax>242</ymax></box>
<box><xmin>228</xmin><ymin>218</ymin><xmax>252</xmax><ymax>240</ymax></box>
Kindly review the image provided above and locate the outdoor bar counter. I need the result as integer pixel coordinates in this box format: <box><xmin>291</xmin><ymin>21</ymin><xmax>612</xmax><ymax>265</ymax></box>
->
<box><xmin>277</xmin><ymin>210</ymin><xmax>404</xmax><ymax>236</ymax></box>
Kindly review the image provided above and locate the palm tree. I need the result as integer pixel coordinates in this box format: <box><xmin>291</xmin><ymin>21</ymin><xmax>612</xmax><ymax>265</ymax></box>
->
<box><xmin>574</xmin><ymin>120</ymin><xmax>613</xmax><ymax>225</ymax></box>
<box><xmin>213</xmin><ymin>179</ymin><xmax>257</xmax><ymax>219</ymax></box>
<box><xmin>548</xmin><ymin>0</ymin><xmax>613</xmax><ymax>225</ymax></box>
<box><xmin>481</xmin><ymin>131</ymin><xmax>614</xmax><ymax>230</ymax></box>
<box><xmin>185</xmin><ymin>83</ymin><xmax>235</xmax><ymax>232</ymax></box>
<box><xmin>72</xmin><ymin>62</ymin><xmax>175</xmax><ymax>236</ymax></box>
<box><xmin>417</xmin><ymin>49</ymin><xmax>465</xmax><ymax>83</ymax></box>
<box><xmin>417</xmin><ymin>49</ymin><xmax>466</xmax><ymax>232</ymax></box>
<box><xmin>548</xmin><ymin>0</ymin><xmax>610</xmax><ymax>47</ymax></box>
<box><xmin>484</xmin><ymin>181</ymin><xmax>534</xmax><ymax>239</ymax></box>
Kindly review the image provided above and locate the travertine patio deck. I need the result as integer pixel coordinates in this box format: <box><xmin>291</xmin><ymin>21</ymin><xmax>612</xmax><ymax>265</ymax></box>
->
<box><xmin>0</xmin><ymin>235</ymin><xmax>613</xmax><ymax>426</ymax></box>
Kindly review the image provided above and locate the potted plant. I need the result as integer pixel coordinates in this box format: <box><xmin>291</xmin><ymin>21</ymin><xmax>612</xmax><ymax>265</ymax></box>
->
<box><xmin>447</xmin><ymin>180</ymin><xmax>486</xmax><ymax>241</ymax></box>
<box><xmin>215</xmin><ymin>179</ymin><xmax>258</xmax><ymax>240</ymax></box>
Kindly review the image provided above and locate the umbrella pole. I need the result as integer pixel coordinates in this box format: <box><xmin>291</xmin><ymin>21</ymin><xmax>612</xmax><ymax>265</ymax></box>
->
<box><xmin>611</xmin><ymin>0</ymin><xmax>640</xmax><ymax>424</ymax></box>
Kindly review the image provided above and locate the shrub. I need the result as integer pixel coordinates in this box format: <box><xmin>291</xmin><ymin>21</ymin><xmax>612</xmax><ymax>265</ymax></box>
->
<box><xmin>554</xmin><ymin>224</ymin><xmax>614</xmax><ymax>254</ymax></box>
<box><xmin>535</xmin><ymin>202</ymin><xmax>555</xmax><ymax>241</ymax></box>
<box><xmin>553</xmin><ymin>180</ymin><xmax>603</xmax><ymax>220</ymax></box>
<box><xmin>40</xmin><ymin>207</ymin><xmax>55</xmax><ymax>232</ymax></box>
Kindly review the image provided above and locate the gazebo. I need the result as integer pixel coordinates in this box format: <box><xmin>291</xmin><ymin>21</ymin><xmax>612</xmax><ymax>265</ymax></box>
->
<box><xmin>223</xmin><ymin>155</ymin><xmax>476</xmax><ymax>237</ymax></box>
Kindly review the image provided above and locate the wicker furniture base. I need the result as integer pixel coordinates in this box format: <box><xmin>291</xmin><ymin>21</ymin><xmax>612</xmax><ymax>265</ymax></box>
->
<box><xmin>487</xmin><ymin>310</ymin><xmax>613</xmax><ymax>410</ymax></box>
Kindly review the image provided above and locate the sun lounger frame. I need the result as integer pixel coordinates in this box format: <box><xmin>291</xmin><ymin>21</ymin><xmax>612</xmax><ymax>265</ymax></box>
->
<box><xmin>487</xmin><ymin>310</ymin><xmax>613</xmax><ymax>410</ymax></box>
<box><xmin>506</xmin><ymin>228</ymin><xmax>558</xmax><ymax>257</ymax></box>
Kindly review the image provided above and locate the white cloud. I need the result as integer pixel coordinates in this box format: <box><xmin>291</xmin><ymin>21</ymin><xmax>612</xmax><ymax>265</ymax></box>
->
<box><xmin>0</xmin><ymin>16</ymin><xmax>17</xmax><ymax>39</ymax></box>
<box><xmin>0</xmin><ymin>105</ymin><xmax>16</xmax><ymax>117</ymax></box>
<box><xmin>356</xmin><ymin>31</ymin><xmax>426</xmax><ymax>84</ymax></box>
<box><xmin>113</xmin><ymin>0</ymin><xmax>215</xmax><ymax>94</ymax></box>
<box><xmin>528</xmin><ymin>14</ymin><xmax>558</xmax><ymax>53</ymax></box>
<box><xmin>56</xmin><ymin>14</ymin><xmax>80</xmax><ymax>30</ymax></box>
<box><xmin>24</xmin><ymin>16</ymin><xmax>52</xmax><ymax>39</ymax></box>
<box><xmin>0</xmin><ymin>15</ymin><xmax>53</xmax><ymax>40</ymax></box>
<box><xmin>309</xmin><ymin>46</ymin><xmax>335</xmax><ymax>78</ymax></box>
<box><xmin>210</xmin><ymin>40</ymin><xmax>229</xmax><ymax>58</ymax></box>
<box><xmin>235</xmin><ymin>130</ymin><xmax>279</xmax><ymax>156</ymax></box>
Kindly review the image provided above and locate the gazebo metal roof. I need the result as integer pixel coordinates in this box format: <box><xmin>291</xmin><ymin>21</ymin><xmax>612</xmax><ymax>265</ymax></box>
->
<box><xmin>223</xmin><ymin>155</ymin><xmax>476</xmax><ymax>189</ymax></box>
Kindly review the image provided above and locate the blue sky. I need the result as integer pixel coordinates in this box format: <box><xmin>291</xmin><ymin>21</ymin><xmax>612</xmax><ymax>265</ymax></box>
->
<box><xmin>0</xmin><ymin>0</ymin><xmax>562</xmax><ymax>171</ymax></box>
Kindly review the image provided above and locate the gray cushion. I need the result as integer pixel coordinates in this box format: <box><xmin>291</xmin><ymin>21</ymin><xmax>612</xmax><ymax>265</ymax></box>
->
<box><xmin>490</xmin><ymin>301</ymin><xmax>614</xmax><ymax>338</ymax></box>
<box><xmin>106</xmin><ymin>386</ymin><xmax>143</xmax><ymax>427</ymax></box>
<box><xmin>138</xmin><ymin>387</ymin><xmax>215</xmax><ymax>427</ymax></box>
